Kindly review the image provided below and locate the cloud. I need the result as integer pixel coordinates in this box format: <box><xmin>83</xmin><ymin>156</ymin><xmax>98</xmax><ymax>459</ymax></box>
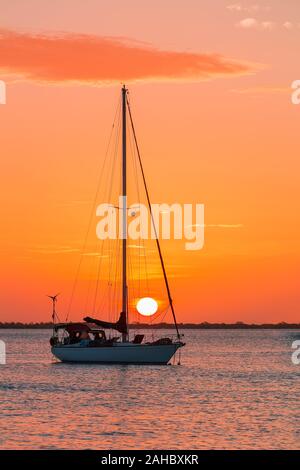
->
<box><xmin>81</xmin><ymin>253</ymin><xmax>109</xmax><ymax>258</ymax></box>
<box><xmin>0</xmin><ymin>28</ymin><xmax>254</xmax><ymax>85</ymax></box>
<box><xmin>228</xmin><ymin>5</ymin><xmax>299</xmax><ymax>32</ymax></box>
<box><xmin>237</xmin><ymin>18</ymin><xmax>259</xmax><ymax>29</ymax></box>
<box><xmin>261</xmin><ymin>21</ymin><xmax>276</xmax><ymax>31</ymax></box>
<box><xmin>236</xmin><ymin>18</ymin><xmax>275</xmax><ymax>30</ymax></box>
<box><xmin>231</xmin><ymin>86</ymin><xmax>291</xmax><ymax>94</ymax></box>
<box><xmin>57</xmin><ymin>200</ymin><xmax>93</xmax><ymax>206</ymax></box>
<box><xmin>227</xmin><ymin>3</ymin><xmax>244</xmax><ymax>12</ymax></box>
<box><xmin>29</xmin><ymin>246</ymin><xmax>80</xmax><ymax>254</ymax></box>
<box><xmin>227</xmin><ymin>3</ymin><xmax>271</xmax><ymax>13</ymax></box>
<box><xmin>127</xmin><ymin>244</ymin><xmax>144</xmax><ymax>249</ymax></box>
<box><xmin>186</xmin><ymin>224</ymin><xmax>244</xmax><ymax>228</ymax></box>
<box><xmin>236</xmin><ymin>18</ymin><xmax>300</xmax><ymax>31</ymax></box>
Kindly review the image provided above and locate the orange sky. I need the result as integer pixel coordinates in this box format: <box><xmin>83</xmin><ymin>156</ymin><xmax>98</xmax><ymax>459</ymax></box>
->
<box><xmin>0</xmin><ymin>0</ymin><xmax>299</xmax><ymax>324</ymax></box>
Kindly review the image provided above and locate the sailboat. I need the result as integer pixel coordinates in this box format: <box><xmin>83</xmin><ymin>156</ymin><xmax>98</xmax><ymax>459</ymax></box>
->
<box><xmin>50</xmin><ymin>86</ymin><xmax>185</xmax><ymax>364</ymax></box>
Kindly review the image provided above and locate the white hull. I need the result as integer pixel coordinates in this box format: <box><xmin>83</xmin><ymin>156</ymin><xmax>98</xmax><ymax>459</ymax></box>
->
<box><xmin>52</xmin><ymin>342</ymin><xmax>182</xmax><ymax>365</ymax></box>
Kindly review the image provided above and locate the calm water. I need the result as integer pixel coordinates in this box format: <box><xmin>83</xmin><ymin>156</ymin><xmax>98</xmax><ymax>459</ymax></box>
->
<box><xmin>0</xmin><ymin>329</ymin><xmax>299</xmax><ymax>450</ymax></box>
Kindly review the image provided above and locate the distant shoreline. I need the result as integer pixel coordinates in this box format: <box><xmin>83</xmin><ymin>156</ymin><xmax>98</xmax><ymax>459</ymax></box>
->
<box><xmin>1</xmin><ymin>322</ymin><xmax>300</xmax><ymax>330</ymax></box>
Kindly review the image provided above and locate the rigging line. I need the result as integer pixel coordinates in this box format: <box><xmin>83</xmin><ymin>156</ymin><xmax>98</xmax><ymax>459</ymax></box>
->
<box><xmin>127</xmin><ymin>246</ymin><xmax>133</xmax><ymax>322</ymax></box>
<box><xmin>126</xmin><ymin>95</ymin><xmax>180</xmax><ymax>340</ymax></box>
<box><xmin>91</xmin><ymin>240</ymin><xmax>105</xmax><ymax>313</ymax></box>
<box><xmin>128</xmin><ymin>116</ymin><xmax>143</xmax><ymax>297</ymax></box>
<box><xmin>106</xmin><ymin>163</ymin><xmax>122</xmax><ymax>322</ymax></box>
<box><xmin>128</xmin><ymin>127</ymin><xmax>139</xmax><ymax>299</ymax></box>
<box><xmin>54</xmin><ymin>311</ymin><xmax>61</xmax><ymax>323</ymax></box>
<box><xmin>84</xmin><ymin>227</ymin><xmax>108</xmax><ymax>314</ymax></box>
<box><xmin>102</xmin><ymin>111</ymin><xmax>121</xmax><ymax>321</ymax></box>
<box><xmin>92</xmin><ymin>101</ymin><xmax>122</xmax><ymax>316</ymax></box>
<box><xmin>108</xmin><ymin>239</ymin><xmax>119</xmax><ymax>321</ymax></box>
<box><xmin>115</xmin><ymin>169</ymin><xmax>123</xmax><ymax>319</ymax></box>
<box><xmin>106</xmin><ymin>110</ymin><xmax>122</xmax><ymax>317</ymax></box>
<box><xmin>127</xmin><ymin>96</ymin><xmax>150</xmax><ymax>296</ymax></box>
<box><xmin>96</xmin><ymin>278</ymin><xmax>109</xmax><ymax>315</ymax></box>
<box><xmin>127</xmin><ymin>245</ymin><xmax>138</xmax><ymax>324</ymax></box>
<box><xmin>111</xmin><ymin>236</ymin><xmax>121</xmax><ymax>321</ymax></box>
<box><xmin>111</xmin><ymin>132</ymin><xmax>123</xmax><ymax>321</ymax></box>
<box><xmin>83</xmin><ymin>248</ymin><xmax>98</xmax><ymax>314</ymax></box>
<box><xmin>107</xmin><ymin>106</ymin><xmax>121</xmax><ymax>247</ymax></box>
<box><xmin>150</xmin><ymin>305</ymin><xmax>170</xmax><ymax>324</ymax></box>
<box><xmin>66</xmin><ymin>96</ymin><xmax>121</xmax><ymax>322</ymax></box>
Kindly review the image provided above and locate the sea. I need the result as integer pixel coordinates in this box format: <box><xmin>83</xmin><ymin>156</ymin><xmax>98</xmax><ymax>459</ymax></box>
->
<box><xmin>0</xmin><ymin>329</ymin><xmax>299</xmax><ymax>449</ymax></box>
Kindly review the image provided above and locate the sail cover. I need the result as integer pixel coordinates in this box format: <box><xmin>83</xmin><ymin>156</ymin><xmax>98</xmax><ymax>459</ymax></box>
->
<box><xmin>83</xmin><ymin>312</ymin><xmax>127</xmax><ymax>334</ymax></box>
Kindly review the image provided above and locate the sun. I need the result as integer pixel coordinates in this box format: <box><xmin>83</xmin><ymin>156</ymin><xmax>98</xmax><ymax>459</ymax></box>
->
<box><xmin>136</xmin><ymin>297</ymin><xmax>158</xmax><ymax>316</ymax></box>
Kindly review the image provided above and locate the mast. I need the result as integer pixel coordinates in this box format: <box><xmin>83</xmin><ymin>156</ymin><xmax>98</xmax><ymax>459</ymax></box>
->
<box><xmin>121</xmin><ymin>85</ymin><xmax>128</xmax><ymax>342</ymax></box>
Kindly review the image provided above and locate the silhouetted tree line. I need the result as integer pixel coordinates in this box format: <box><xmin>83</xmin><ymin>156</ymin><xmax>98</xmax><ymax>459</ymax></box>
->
<box><xmin>0</xmin><ymin>321</ymin><xmax>299</xmax><ymax>329</ymax></box>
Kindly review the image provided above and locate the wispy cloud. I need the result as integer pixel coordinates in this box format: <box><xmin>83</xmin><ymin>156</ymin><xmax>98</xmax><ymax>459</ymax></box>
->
<box><xmin>283</xmin><ymin>21</ymin><xmax>293</xmax><ymax>30</ymax></box>
<box><xmin>81</xmin><ymin>253</ymin><xmax>109</xmax><ymax>258</ymax></box>
<box><xmin>228</xmin><ymin>4</ymin><xmax>300</xmax><ymax>32</ymax></box>
<box><xmin>29</xmin><ymin>246</ymin><xmax>80</xmax><ymax>254</ymax></box>
<box><xmin>0</xmin><ymin>28</ymin><xmax>255</xmax><ymax>85</ymax></box>
<box><xmin>235</xmin><ymin>17</ymin><xmax>300</xmax><ymax>32</ymax></box>
<box><xmin>236</xmin><ymin>18</ymin><xmax>300</xmax><ymax>31</ymax></box>
<box><xmin>186</xmin><ymin>224</ymin><xmax>244</xmax><ymax>229</ymax></box>
<box><xmin>237</xmin><ymin>17</ymin><xmax>258</xmax><ymax>29</ymax></box>
<box><xmin>227</xmin><ymin>4</ymin><xmax>271</xmax><ymax>13</ymax></box>
<box><xmin>236</xmin><ymin>18</ymin><xmax>275</xmax><ymax>30</ymax></box>
<box><xmin>57</xmin><ymin>200</ymin><xmax>93</xmax><ymax>206</ymax></box>
<box><xmin>128</xmin><ymin>244</ymin><xmax>156</xmax><ymax>254</ymax></box>
<box><xmin>231</xmin><ymin>86</ymin><xmax>291</xmax><ymax>94</ymax></box>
